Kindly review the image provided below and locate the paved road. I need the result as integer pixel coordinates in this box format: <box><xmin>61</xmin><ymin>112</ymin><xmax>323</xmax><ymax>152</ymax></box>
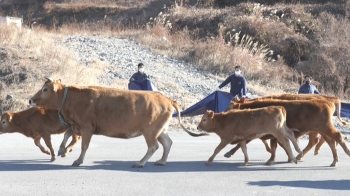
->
<box><xmin>0</xmin><ymin>131</ymin><xmax>350</xmax><ymax>195</ymax></box>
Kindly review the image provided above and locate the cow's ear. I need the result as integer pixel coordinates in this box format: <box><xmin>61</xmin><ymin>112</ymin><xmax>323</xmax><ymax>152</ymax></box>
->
<box><xmin>208</xmin><ymin>111</ymin><xmax>214</xmax><ymax>118</ymax></box>
<box><xmin>57</xmin><ymin>79</ymin><xmax>61</xmax><ymax>83</ymax></box>
<box><xmin>53</xmin><ymin>83</ymin><xmax>58</xmax><ymax>92</ymax></box>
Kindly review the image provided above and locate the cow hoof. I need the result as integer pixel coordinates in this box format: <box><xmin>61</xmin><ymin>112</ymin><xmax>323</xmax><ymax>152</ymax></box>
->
<box><xmin>50</xmin><ymin>157</ymin><xmax>56</xmax><ymax>162</ymax></box>
<box><xmin>132</xmin><ymin>164</ymin><xmax>144</xmax><ymax>168</ymax></box>
<box><xmin>57</xmin><ymin>149</ymin><xmax>64</xmax><ymax>156</ymax></box>
<box><xmin>155</xmin><ymin>161</ymin><xmax>166</xmax><ymax>166</ymax></box>
<box><xmin>243</xmin><ymin>163</ymin><xmax>248</xmax><ymax>166</ymax></box>
<box><xmin>296</xmin><ymin>154</ymin><xmax>303</xmax><ymax>160</ymax></box>
<box><xmin>330</xmin><ymin>163</ymin><xmax>336</xmax><ymax>167</ymax></box>
<box><xmin>314</xmin><ymin>151</ymin><xmax>319</xmax><ymax>155</ymax></box>
<box><xmin>61</xmin><ymin>153</ymin><xmax>67</xmax><ymax>158</ymax></box>
<box><xmin>265</xmin><ymin>161</ymin><xmax>273</xmax><ymax>165</ymax></box>
<box><xmin>223</xmin><ymin>152</ymin><xmax>231</xmax><ymax>158</ymax></box>
<box><xmin>72</xmin><ymin>161</ymin><xmax>82</xmax><ymax>166</ymax></box>
<box><xmin>205</xmin><ymin>161</ymin><xmax>212</xmax><ymax>166</ymax></box>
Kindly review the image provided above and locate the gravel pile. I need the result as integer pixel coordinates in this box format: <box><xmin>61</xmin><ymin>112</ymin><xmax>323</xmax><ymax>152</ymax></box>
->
<box><xmin>61</xmin><ymin>35</ymin><xmax>350</xmax><ymax>141</ymax></box>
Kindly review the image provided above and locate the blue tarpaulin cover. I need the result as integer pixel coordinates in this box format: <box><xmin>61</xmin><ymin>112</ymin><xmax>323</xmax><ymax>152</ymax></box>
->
<box><xmin>337</xmin><ymin>103</ymin><xmax>350</xmax><ymax>118</ymax></box>
<box><xmin>128</xmin><ymin>79</ymin><xmax>158</xmax><ymax>91</ymax></box>
<box><xmin>173</xmin><ymin>90</ymin><xmax>234</xmax><ymax>117</ymax></box>
<box><xmin>173</xmin><ymin>91</ymin><xmax>350</xmax><ymax>118</ymax></box>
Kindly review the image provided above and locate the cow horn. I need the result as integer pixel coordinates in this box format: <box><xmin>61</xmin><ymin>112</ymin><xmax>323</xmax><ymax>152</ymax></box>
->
<box><xmin>44</xmin><ymin>77</ymin><xmax>54</xmax><ymax>82</ymax></box>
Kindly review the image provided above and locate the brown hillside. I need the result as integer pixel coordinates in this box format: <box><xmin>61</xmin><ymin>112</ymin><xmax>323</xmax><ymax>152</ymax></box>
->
<box><xmin>1</xmin><ymin>0</ymin><xmax>350</xmax><ymax>101</ymax></box>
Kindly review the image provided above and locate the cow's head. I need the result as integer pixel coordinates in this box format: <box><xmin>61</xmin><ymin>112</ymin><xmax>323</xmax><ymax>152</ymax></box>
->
<box><xmin>226</xmin><ymin>101</ymin><xmax>241</xmax><ymax>111</ymax></box>
<box><xmin>0</xmin><ymin>112</ymin><xmax>14</xmax><ymax>134</ymax></box>
<box><xmin>197</xmin><ymin>110</ymin><xmax>215</xmax><ymax>133</ymax></box>
<box><xmin>29</xmin><ymin>77</ymin><xmax>63</xmax><ymax>109</ymax></box>
<box><xmin>231</xmin><ymin>95</ymin><xmax>246</xmax><ymax>103</ymax></box>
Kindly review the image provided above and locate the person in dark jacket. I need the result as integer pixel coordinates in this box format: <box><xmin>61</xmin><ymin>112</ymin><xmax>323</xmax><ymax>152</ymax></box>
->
<box><xmin>298</xmin><ymin>75</ymin><xmax>320</xmax><ymax>94</ymax></box>
<box><xmin>129</xmin><ymin>63</ymin><xmax>150</xmax><ymax>82</ymax></box>
<box><xmin>218</xmin><ymin>65</ymin><xmax>247</xmax><ymax>98</ymax></box>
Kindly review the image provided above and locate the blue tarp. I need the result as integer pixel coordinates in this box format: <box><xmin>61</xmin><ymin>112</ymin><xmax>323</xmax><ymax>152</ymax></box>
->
<box><xmin>173</xmin><ymin>90</ymin><xmax>234</xmax><ymax>117</ymax></box>
<box><xmin>128</xmin><ymin>79</ymin><xmax>158</xmax><ymax>91</ymax></box>
<box><xmin>337</xmin><ymin>102</ymin><xmax>350</xmax><ymax>118</ymax></box>
<box><xmin>173</xmin><ymin>91</ymin><xmax>350</xmax><ymax>118</ymax></box>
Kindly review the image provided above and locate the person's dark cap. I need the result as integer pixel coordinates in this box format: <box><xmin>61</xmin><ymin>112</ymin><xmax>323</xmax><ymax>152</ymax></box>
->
<box><xmin>304</xmin><ymin>75</ymin><xmax>312</xmax><ymax>79</ymax></box>
<box><xmin>138</xmin><ymin>63</ymin><xmax>144</xmax><ymax>68</ymax></box>
<box><xmin>235</xmin><ymin>65</ymin><xmax>241</xmax><ymax>70</ymax></box>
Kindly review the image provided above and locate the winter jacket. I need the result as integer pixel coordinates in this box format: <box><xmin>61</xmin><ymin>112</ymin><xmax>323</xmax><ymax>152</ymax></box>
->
<box><xmin>298</xmin><ymin>84</ymin><xmax>320</xmax><ymax>94</ymax></box>
<box><xmin>219</xmin><ymin>74</ymin><xmax>247</xmax><ymax>98</ymax></box>
<box><xmin>129</xmin><ymin>71</ymin><xmax>150</xmax><ymax>82</ymax></box>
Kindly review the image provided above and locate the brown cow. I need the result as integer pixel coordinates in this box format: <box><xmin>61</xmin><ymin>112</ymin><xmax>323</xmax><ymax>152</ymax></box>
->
<box><xmin>229</xmin><ymin>94</ymin><xmax>349</xmax><ymax>158</ymax></box>
<box><xmin>0</xmin><ymin>107</ymin><xmax>80</xmax><ymax>161</ymax></box>
<box><xmin>225</xmin><ymin>99</ymin><xmax>350</xmax><ymax>166</ymax></box>
<box><xmin>197</xmin><ymin>106</ymin><xmax>302</xmax><ymax>166</ymax></box>
<box><xmin>29</xmin><ymin>78</ymin><xmax>207</xmax><ymax>167</ymax></box>
<box><xmin>247</xmin><ymin>94</ymin><xmax>349</xmax><ymax>126</ymax></box>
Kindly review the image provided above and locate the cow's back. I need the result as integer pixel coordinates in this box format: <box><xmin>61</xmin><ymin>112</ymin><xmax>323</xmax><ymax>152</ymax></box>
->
<box><xmin>214</xmin><ymin>106</ymin><xmax>284</xmax><ymax>139</ymax></box>
<box><xmin>62</xmin><ymin>87</ymin><xmax>174</xmax><ymax>136</ymax></box>
<box><xmin>236</xmin><ymin>100</ymin><xmax>333</xmax><ymax>133</ymax></box>
<box><xmin>11</xmin><ymin>107</ymin><xmax>68</xmax><ymax>135</ymax></box>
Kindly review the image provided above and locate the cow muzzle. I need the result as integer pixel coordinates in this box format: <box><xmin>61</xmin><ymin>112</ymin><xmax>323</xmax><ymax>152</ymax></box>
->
<box><xmin>29</xmin><ymin>99</ymin><xmax>36</xmax><ymax>106</ymax></box>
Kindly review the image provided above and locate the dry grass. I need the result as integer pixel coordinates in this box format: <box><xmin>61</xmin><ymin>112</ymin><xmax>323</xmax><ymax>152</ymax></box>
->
<box><xmin>1</xmin><ymin>0</ymin><xmax>350</xmax><ymax>110</ymax></box>
<box><xmin>0</xmin><ymin>25</ymin><xmax>107</xmax><ymax>113</ymax></box>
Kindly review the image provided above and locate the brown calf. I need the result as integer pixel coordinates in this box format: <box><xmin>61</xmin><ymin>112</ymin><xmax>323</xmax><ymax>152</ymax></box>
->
<box><xmin>0</xmin><ymin>107</ymin><xmax>80</xmax><ymax>161</ymax></box>
<box><xmin>197</xmin><ymin>106</ymin><xmax>302</xmax><ymax>166</ymax></box>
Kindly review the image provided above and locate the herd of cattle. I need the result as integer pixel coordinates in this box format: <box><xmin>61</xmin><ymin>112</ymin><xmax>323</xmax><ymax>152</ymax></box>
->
<box><xmin>0</xmin><ymin>77</ymin><xmax>349</xmax><ymax>168</ymax></box>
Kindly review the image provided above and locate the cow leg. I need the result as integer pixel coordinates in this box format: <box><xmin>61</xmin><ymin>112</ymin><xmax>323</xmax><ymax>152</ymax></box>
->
<box><xmin>207</xmin><ymin>139</ymin><xmax>230</xmax><ymax>165</ymax></box>
<box><xmin>266</xmin><ymin>139</ymin><xmax>278</xmax><ymax>165</ymax></box>
<box><xmin>314</xmin><ymin>136</ymin><xmax>326</xmax><ymax>155</ymax></box>
<box><xmin>275</xmin><ymin>141</ymin><xmax>292</xmax><ymax>162</ymax></box>
<box><xmin>133</xmin><ymin>135</ymin><xmax>159</xmax><ymax>168</ymax></box>
<box><xmin>262</xmin><ymin>140</ymin><xmax>272</xmax><ymax>153</ymax></box>
<box><xmin>65</xmin><ymin>134</ymin><xmax>81</xmax><ymax>156</ymax></box>
<box><xmin>34</xmin><ymin>137</ymin><xmax>50</xmax><ymax>155</ymax></box>
<box><xmin>321</xmin><ymin>134</ymin><xmax>338</xmax><ymax>167</ymax></box>
<box><xmin>41</xmin><ymin>135</ymin><xmax>56</xmax><ymax>162</ymax></box>
<box><xmin>283</xmin><ymin>128</ymin><xmax>303</xmax><ymax>158</ymax></box>
<box><xmin>224</xmin><ymin>144</ymin><xmax>241</xmax><ymax>158</ymax></box>
<box><xmin>274</xmin><ymin>134</ymin><xmax>297</xmax><ymax>164</ymax></box>
<box><xmin>155</xmin><ymin>132</ymin><xmax>173</xmax><ymax>166</ymax></box>
<box><xmin>240</xmin><ymin>141</ymin><xmax>249</xmax><ymax>166</ymax></box>
<box><xmin>72</xmin><ymin>130</ymin><xmax>93</xmax><ymax>167</ymax></box>
<box><xmin>58</xmin><ymin>129</ymin><xmax>73</xmax><ymax>157</ymax></box>
<box><xmin>325</xmin><ymin>129</ymin><xmax>350</xmax><ymax>158</ymax></box>
<box><xmin>296</xmin><ymin>132</ymin><xmax>319</xmax><ymax>160</ymax></box>
<box><xmin>224</xmin><ymin>140</ymin><xmax>254</xmax><ymax>158</ymax></box>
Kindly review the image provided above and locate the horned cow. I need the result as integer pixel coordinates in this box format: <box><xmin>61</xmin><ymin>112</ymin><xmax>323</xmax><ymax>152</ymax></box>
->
<box><xmin>29</xmin><ymin>78</ymin><xmax>207</xmax><ymax>167</ymax></box>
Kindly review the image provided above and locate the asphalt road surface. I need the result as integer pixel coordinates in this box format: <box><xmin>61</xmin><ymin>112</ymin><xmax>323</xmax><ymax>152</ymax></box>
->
<box><xmin>1</xmin><ymin>131</ymin><xmax>350</xmax><ymax>196</ymax></box>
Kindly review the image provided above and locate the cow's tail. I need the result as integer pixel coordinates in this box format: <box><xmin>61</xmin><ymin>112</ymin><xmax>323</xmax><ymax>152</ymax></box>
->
<box><xmin>171</xmin><ymin>100</ymin><xmax>208</xmax><ymax>137</ymax></box>
<box><xmin>334</xmin><ymin>99</ymin><xmax>350</xmax><ymax>126</ymax></box>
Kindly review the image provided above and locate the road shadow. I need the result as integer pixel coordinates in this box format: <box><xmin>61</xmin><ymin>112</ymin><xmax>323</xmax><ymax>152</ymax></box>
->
<box><xmin>0</xmin><ymin>159</ymin><xmax>335</xmax><ymax>172</ymax></box>
<box><xmin>248</xmin><ymin>179</ymin><xmax>350</xmax><ymax>190</ymax></box>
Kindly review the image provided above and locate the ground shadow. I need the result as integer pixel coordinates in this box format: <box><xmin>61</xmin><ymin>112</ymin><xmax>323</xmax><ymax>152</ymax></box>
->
<box><xmin>248</xmin><ymin>179</ymin><xmax>350</xmax><ymax>190</ymax></box>
<box><xmin>0</xmin><ymin>159</ymin><xmax>335</xmax><ymax>172</ymax></box>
